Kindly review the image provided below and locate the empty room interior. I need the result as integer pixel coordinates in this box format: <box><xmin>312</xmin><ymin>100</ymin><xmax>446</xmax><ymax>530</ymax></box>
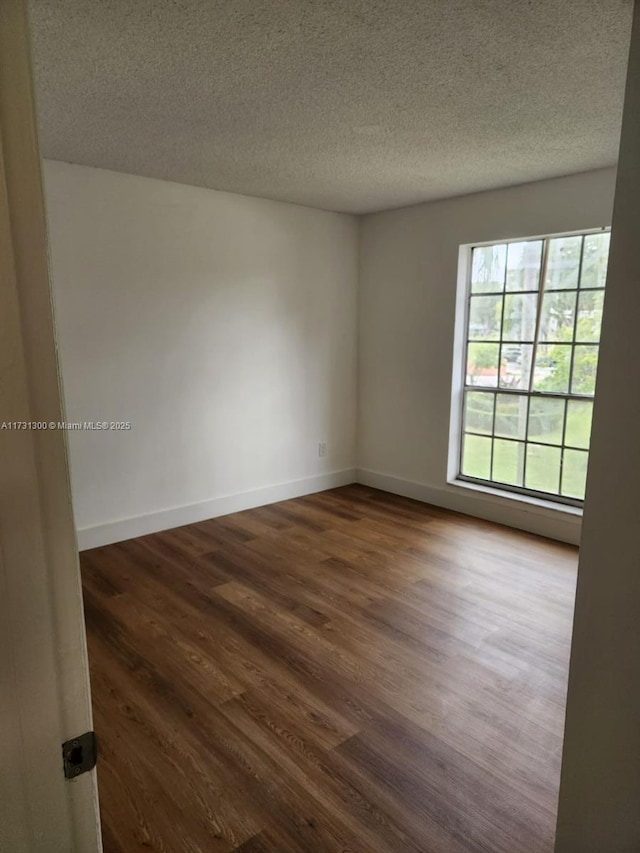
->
<box><xmin>4</xmin><ymin>0</ymin><xmax>640</xmax><ymax>851</ymax></box>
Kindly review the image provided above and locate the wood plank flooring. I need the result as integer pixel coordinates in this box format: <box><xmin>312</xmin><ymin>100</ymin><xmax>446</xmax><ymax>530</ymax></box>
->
<box><xmin>81</xmin><ymin>485</ymin><xmax>578</xmax><ymax>853</ymax></box>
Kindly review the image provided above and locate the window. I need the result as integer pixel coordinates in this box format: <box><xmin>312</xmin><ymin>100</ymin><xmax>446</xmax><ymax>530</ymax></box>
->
<box><xmin>457</xmin><ymin>229</ymin><xmax>610</xmax><ymax>505</ymax></box>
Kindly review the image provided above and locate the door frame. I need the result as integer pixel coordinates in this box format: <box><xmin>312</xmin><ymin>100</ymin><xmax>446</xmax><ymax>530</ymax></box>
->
<box><xmin>0</xmin><ymin>1</ymin><xmax>101</xmax><ymax>850</ymax></box>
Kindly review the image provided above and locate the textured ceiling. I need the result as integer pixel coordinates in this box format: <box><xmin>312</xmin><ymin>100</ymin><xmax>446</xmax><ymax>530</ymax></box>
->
<box><xmin>29</xmin><ymin>0</ymin><xmax>633</xmax><ymax>214</ymax></box>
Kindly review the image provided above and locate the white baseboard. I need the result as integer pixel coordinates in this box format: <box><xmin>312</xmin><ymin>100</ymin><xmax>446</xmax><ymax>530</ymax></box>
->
<box><xmin>77</xmin><ymin>469</ymin><xmax>357</xmax><ymax>551</ymax></box>
<box><xmin>356</xmin><ymin>468</ymin><xmax>582</xmax><ymax>546</ymax></box>
<box><xmin>77</xmin><ymin>466</ymin><xmax>581</xmax><ymax>551</ymax></box>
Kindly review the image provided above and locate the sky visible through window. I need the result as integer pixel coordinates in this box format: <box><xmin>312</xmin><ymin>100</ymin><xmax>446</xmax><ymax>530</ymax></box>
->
<box><xmin>460</xmin><ymin>230</ymin><xmax>609</xmax><ymax>503</ymax></box>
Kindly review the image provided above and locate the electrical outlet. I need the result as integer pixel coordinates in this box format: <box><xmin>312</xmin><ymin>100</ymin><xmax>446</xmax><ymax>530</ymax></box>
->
<box><xmin>318</xmin><ymin>442</ymin><xmax>327</xmax><ymax>458</ymax></box>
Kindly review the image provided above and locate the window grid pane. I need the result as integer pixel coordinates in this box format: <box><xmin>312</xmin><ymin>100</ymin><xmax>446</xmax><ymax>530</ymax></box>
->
<box><xmin>505</xmin><ymin>241</ymin><xmax>543</xmax><ymax>292</ymax></box>
<box><xmin>492</xmin><ymin>438</ymin><xmax>525</xmax><ymax>486</ymax></box>
<box><xmin>460</xmin><ymin>230</ymin><xmax>608</xmax><ymax>505</ymax></box>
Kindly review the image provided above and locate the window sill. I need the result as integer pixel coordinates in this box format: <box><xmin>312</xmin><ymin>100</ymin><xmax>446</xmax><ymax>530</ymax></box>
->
<box><xmin>448</xmin><ymin>476</ymin><xmax>583</xmax><ymax>518</ymax></box>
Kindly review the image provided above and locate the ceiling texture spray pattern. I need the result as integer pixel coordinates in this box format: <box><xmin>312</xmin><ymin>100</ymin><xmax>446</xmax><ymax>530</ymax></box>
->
<box><xmin>30</xmin><ymin>0</ymin><xmax>633</xmax><ymax>213</ymax></box>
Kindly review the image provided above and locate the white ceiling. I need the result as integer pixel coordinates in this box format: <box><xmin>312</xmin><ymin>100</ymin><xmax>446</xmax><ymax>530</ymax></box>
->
<box><xmin>29</xmin><ymin>0</ymin><xmax>633</xmax><ymax>214</ymax></box>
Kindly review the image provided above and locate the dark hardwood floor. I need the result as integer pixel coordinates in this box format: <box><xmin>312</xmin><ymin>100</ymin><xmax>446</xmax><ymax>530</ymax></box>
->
<box><xmin>81</xmin><ymin>485</ymin><xmax>578</xmax><ymax>853</ymax></box>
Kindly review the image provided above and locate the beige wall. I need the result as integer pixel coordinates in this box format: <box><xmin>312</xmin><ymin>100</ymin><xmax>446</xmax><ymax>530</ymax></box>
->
<box><xmin>555</xmin><ymin>3</ymin><xmax>640</xmax><ymax>850</ymax></box>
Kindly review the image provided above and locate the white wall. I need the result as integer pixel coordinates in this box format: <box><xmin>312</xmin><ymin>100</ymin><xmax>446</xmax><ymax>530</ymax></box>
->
<box><xmin>43</xmin><ymin>161</ymin><xmax>358</xmax><ymax>548</ymax></box>
<box><xmin>358</xmin><ymin>168</ymin><xmax>617</xmax><ymax>543</ymax></box>
<box><xmin>44</xmin><ymin>161</ymin><xmax>618</xmax><ymax>549</ymax></box>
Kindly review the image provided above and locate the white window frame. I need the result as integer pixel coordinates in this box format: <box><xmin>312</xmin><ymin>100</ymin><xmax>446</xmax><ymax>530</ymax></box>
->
<box><xmin>448</xmin><ymin>227</ymin><xmax>610</xmax><ymax>510</ymax></box>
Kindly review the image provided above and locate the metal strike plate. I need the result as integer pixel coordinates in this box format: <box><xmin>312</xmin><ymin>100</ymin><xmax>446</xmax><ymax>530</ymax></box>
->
<box><xmin>62</xmin><ymin>731</ymin><xmax>98</xmax><ymax>779</ymax></box>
